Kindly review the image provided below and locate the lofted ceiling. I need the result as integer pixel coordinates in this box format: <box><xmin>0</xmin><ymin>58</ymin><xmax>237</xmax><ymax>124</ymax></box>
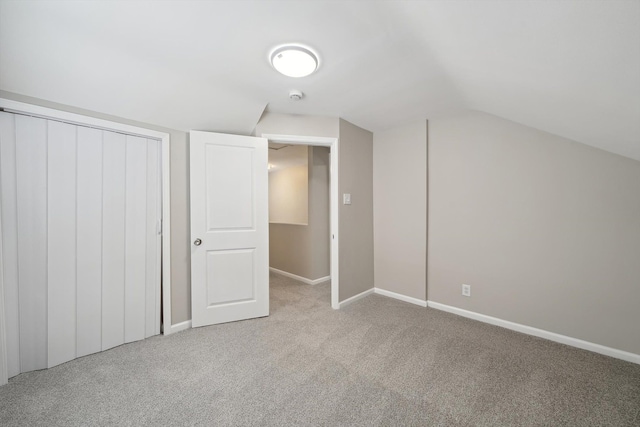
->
<box><xmin>0</xmin><ymin>0</ymin><xmax>638</xmax><ymax>160</ymax></box>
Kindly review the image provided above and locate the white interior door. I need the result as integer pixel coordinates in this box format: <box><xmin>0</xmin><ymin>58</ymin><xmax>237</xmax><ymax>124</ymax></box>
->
<box><xmin>190</xmin><ymin>131</ymin><xmax>269</xmax><ymax>327</ymax></box>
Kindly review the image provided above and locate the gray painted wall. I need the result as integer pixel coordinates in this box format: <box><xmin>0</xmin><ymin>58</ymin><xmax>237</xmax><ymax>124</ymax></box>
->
<box><xmin>269</xmin><ymin>147</ymin><xmax>330</xmax><ymax>280</ymax></box>
<box><xmin>255</xmin><ymin>113</ymin><xmax>339</xmax><ymax>139</ymax></box>
<box><xmin>269</xmin><ymin>162</ymin><xmax>309</xmax><ymax>225</ymax></box>
<box><xmin>309</xmin><ymin>147</ymin><xmax>331</xmax><ymax>279</ymax></box>
<box><xmin>0</xmin><ymin>90</ymin><xmax>192</xmax><ymax>325</ymax></box>
<box><xmin>373</xmin><ymin>120</ymin><xmax>427</xmax><ymax>301</ymax></box>
<box><xmin>428</xmin><ymin>111</ymin><xmax>640</xmax><ymax>355</ymax></box>
<box><xmin>338</xmin><ymin>119</ymin><xmax>374</xmax><ymax>301</ymax></box>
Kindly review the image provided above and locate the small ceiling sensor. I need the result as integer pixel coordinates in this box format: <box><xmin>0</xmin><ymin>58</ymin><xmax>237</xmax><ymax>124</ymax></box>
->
<box><xmin>289</xmin><ymin>89</ymin><xmax>304</xmax><ymax>101</ymax></box>
<box><xmin>271</xmin><ymin>45</ymin><xmax>319</xmax><ymax>78</ymax></box>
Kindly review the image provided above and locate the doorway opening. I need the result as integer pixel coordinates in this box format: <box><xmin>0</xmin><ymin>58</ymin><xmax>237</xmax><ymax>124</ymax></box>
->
<box><xmin>262</xmin><ymin>134</ymin><xmax>339</xmax><ymax>309</ymax></box>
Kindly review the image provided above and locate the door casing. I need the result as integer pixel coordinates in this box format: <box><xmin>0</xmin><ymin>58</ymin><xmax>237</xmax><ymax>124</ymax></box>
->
<box><xmin>261</xmin><ymin>134</ymin><xmax>340</xmax><ymax>309</ymax></box>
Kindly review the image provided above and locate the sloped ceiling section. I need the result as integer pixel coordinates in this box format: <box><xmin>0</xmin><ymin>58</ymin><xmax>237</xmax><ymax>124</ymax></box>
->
<box><xmin>395</xmin><ymin>1</ymin><xmax>640</xmax><ymax>161</ymax></box>
<box><xmin>0</xmin><ymin>1</ymin><xmax>638</xmax><ymax>160</ymax></box>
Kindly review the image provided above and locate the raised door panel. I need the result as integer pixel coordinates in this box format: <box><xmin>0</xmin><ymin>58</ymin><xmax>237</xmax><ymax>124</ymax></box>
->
<box><xmin>205</xmin><ymin>145</ymin><xmax>255</xmax><ymax>231</ymax></box>
<box><xmin>206</xmin><ymin>249</ymin><xmax>256</xmax><ymax>306</ymax></box>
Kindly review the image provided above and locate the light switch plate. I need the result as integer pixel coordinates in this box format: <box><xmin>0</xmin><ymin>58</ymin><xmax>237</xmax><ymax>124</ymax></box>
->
<box><xmin>343</xmin><ymin>193</ymin><xmax>352</xmax><ymax>205</ymax></box>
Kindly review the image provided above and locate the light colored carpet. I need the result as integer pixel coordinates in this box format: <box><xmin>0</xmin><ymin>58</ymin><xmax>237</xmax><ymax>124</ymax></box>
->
<box><xmin>1</xmin><ymin>272</ymin><xmax>639</xmax><ymax>426</ymax></box>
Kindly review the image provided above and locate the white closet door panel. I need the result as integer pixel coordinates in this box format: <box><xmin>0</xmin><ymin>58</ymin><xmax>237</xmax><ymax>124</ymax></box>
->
<box><xmin>0</xmin><ymin>112</ymin><xmax>20</xmax><ymax>377</ymax></box>
<box><xmin>76</xmin><ymin>127</ymin><xmax>103</xmax><ymax>358</ymax></box>
<box><xmin>15</xmin><ymin>115</ymin><xmax>48</xmax><ymax>371</ymax></box>
<box><xmin>102</xmin><ymin>131</ymin><xmax>126</xmax><ymax>351</ymax></box>
<box><xmin>155</xmin><ymin>147</ymin><xmax>162</xmax><ymax>336</ymax></box>
<box><xmin>145</xmin><ymin>140</ymin><xmax>159</xmax><ymax>338</ymax></box>
<box><xmin>1</xmin><ymin>112</ymin><xmax>162</xmax><ymax>376</ymax></box>
<box><xmin>47</xmin><ymin>121</ymin><xmax>77</xmax><ymax>368</ymax></box>
<box><xmin>124</xmin><ymin>136</ymin><xmax>147</xmax><ymax>343</ymax></box>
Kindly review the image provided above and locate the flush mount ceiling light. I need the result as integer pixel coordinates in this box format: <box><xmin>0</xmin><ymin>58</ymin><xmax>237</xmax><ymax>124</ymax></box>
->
<box><xmin>270</xmin><ymin>45</ymin><xmax>319</xmax><ymax>78</ymax></box>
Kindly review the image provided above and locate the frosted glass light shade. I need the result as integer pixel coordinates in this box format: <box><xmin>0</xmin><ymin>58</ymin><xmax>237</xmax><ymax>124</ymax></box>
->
<box><xmin>270</xmin><ymin>46</ymin><xmax>318</xmax><ymax>78</ymax></box>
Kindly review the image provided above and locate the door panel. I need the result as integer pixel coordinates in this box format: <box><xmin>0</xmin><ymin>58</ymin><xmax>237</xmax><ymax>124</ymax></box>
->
<box><xmin>145</xmin><ymin>140</ymin><xmax>161</xmax><ymax>338</ymax></box>
<box><xmin>15</xmin><ymin>115</ymin><xmax>48</xmax><ymax>372</ymax></box>
<box><xmin>206</xmin><ymin>249</ymin><xmax>255</xmax><ymax>305</ymax></box>
<box><xmin>124</xmin><ymin>135</ymin><xmax>148</xmax><ymax>343</ymax></box>
<box><xmin>47</xmin><ymin>121</ymin><xmax>77</xmax><ymax>368</ymax></box>
<box><xmin>205</xmin><ymin>145</ymin><xmax>255</xmax><ymax>230</ymax></box>
<box><xmin>190</xmin><ymin>131</ymin><xmax>268</xmax><ymax>327</ymax></box>
<box><xmin>76</xmin><ymin>126</ymin><xmax>103</xmax><ymax>357</ymax></box>
<box><xmin>102</xmin><ymin>131</ymin><xmax>127</xmax><ymax>351</ymax></box>
<box><xmin>0</xmin><ymin>112</ymin><xmax>20</xmax><ymax>377</ymax></box>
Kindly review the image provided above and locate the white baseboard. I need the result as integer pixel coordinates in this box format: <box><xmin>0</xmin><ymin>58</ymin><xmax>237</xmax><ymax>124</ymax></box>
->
<box><xmin>338</xmin><ymin>288</ymin><xmax>375</xmax><ymax>308</ymax></box>
<box><xmin>427</xmin><ymin>301</ymin><xmax>640</xmax><ymax>365</ymax></box>
<box><xmin>269</xmin><ymin>267</ymin><xmax>330</xmax><ymax>285</ymax></box>
<box><xmin>168</xmin><ymin>320</ymin><xmax>192</xmax><ymax>335</ymax></box>
<box><xmin>374</xmin><ymin>288</ymin><xmax>427</xmax><ymax>307</ymax></box>
<box><xmin>338</xmin><ymin>287</ymin><xmax>426</xmax><ymax>309</ymax></box>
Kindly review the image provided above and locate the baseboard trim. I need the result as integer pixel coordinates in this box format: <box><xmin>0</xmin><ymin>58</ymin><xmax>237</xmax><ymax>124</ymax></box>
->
<box><xmin>269</xmin><ymin>267</ymin><xmax>330</xmax><ymax>285</ymax></box>
<box><xmin>427</xmin><ymin>301</ymin><xmax>640</xmax><ymax>365</ymax></box>
<box><xmin>168</xmin><ymin>320</ymin><xmax>192</xmax><ymax>335</ymax></box>
<box><xmin>338</xmin><ymin>288</ymin><xmax>375</xmax><ymax>308</ymax></box>
<box><xmin>374</xmin><ymin>288</ymin><xmax>427</xmax><ymax>307</ymax></box>
<box><xmin>338</xmin><ymin>287</ymin><xmax>427</xmax><ymax>309</ymax></box>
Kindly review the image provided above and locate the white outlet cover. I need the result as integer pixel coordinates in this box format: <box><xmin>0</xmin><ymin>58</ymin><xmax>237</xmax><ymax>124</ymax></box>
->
<box><xmin>343</xmin><ymin>193</ymin><xmax>351</xmax><ymax>205</ymax></box>
<box><xmin>462</xmin><ymin>284</ymin><xmax>471</xmax><ymax>297</ymax></box>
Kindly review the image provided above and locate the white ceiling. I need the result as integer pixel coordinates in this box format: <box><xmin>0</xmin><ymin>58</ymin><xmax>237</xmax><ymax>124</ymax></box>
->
<box><xmin>1</xmin><ymin>1</ymin><xmax>638</xmax><ymax>160</ymax></box>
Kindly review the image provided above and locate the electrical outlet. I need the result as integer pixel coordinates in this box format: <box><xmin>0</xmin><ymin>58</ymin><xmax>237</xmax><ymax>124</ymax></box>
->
<box><xmin>462</xmin><ymin>284</ymin><xmax>471</xmax><ymax>297</ymax></box>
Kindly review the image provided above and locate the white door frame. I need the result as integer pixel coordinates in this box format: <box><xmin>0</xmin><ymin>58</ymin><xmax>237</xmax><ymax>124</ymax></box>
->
<box><xmin>0</xmin><ymin>98</ymin><xmax>173</xmax><ymax>335</ymax></box>
<box><xmin>261</xmin><ymin>134</ymin><xmax>340</xmax><ymax>309</ymax></box>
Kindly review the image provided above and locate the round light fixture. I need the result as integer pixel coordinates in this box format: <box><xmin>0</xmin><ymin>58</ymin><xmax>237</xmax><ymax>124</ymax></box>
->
<box><xmin>270</xmin><ymin>45</ymin><xmax>318</xmax><ymax>78</ymax></box>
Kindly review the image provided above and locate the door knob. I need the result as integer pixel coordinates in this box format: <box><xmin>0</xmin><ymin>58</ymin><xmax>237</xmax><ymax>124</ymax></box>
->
<box><xmin>194</xmin><ymin>238</ymin><xmax>202</xmax><ymax>246</ymax></box>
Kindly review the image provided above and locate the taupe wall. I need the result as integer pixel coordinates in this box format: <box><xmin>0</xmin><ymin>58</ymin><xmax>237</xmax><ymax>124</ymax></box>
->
<box><xmin>428</xmin><ymin>111</ymin><xmax>640</xmax><ymax>354</ymax></box>
<box><xmin>269</xmin><ymin>163</ymin><xmax>309</xmax><ymax>225</ymax></box>
<box><xmin>255</xmin><ymin>112</ymin><xmax>339</xmax><ymax>139</ymax></box>
<box><xmin>309</xmin><ymin>147</ymin><xmax>331</xmax><ymax>279</ymax></box>
<box><xmin>373</xmin><ymin>121</ymin><xmax>427</xmax><ymax>301</ymax></box>
<box><xmin>338</xmin><ymin>119</ymin><xmax>374</xmax><ymax>301</ymax></box>
<box><xmin>0</xmin><ymin>90</ymin><xmax>192</xmax><ymax>325</ymax></box>
<box><xmin>269</xmin><ymin>147</ymin><xmax>330</xmax><ymax>280</ymax></box>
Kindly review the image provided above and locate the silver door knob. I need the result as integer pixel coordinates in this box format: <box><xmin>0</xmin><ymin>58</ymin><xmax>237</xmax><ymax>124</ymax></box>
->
<box><xmin>194</xmin><ymin>238</ymin><xmax>202</xmax><ymax>246</ymax></box>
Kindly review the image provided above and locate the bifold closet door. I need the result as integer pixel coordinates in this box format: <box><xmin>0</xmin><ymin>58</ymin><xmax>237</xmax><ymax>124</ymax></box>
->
<box><xmin>0</xmin><ymin>112</ymin><xmax>161</xmax><ymax>378</ymax></box>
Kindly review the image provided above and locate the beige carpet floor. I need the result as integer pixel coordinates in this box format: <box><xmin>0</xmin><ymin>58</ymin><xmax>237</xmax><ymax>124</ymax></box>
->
<box><xmin>1</xmin><ymin>272</ymin><xmax>639</xmax><ymax>426</ymax></box>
